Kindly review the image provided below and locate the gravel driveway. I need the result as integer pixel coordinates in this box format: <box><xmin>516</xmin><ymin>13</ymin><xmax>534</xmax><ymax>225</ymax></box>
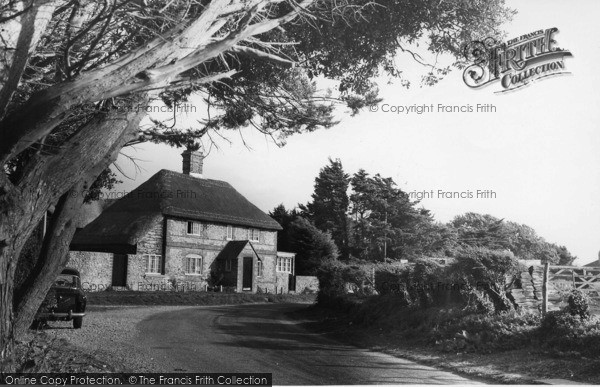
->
<box><xmin>46</xmin><ymin>305</ymin><xmax>197</xmax><ymax>372</ymax></box>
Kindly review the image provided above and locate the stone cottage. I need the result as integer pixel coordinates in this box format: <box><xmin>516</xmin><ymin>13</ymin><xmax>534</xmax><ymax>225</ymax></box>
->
<box><xmin>69</xmin><ymin>150</ymin><xmax>295</xmax><ymax>293</ymax></box>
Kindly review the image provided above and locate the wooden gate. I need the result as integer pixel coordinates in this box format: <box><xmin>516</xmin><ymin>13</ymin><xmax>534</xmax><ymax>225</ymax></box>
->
<box><xmin>548</xmin><ymin>265</ymin><xmax>600</xmax><ymax>296</ymax></box>
<box><xmin>543</xmin><ymin>265</ymin><xmax>600</xmax><ymax>314</ymax></box>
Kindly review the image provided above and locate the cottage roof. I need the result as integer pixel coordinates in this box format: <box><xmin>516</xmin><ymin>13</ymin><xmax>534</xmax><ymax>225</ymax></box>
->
<box><xmin>71</xmin><ymin>169</ymin><xmax>281</xmax><ymax>253</ymax></box>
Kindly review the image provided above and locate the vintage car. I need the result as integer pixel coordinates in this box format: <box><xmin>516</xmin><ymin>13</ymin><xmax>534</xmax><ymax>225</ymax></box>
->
<box><xmin>33</xmin><ymin>268</ymin><xmax>87</xmax><ymax>329</ymax></box>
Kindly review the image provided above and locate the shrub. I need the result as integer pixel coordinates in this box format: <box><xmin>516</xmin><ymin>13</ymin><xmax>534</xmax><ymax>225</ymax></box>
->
<box><xmin>373</xmin><ymin>259</ymin><xmax>449</xmax><ymax>309</ymax></box>
<box><xmin>565</xmin><ymin>289</ymin><xmax>590</xmax><ymax>319</ymax></box>
<box><xmin>540</xmin><ymin>310</ymin><xmax>583</xmax><ymax>338</ymax></box>
<box><xmin>316</xmin><ymin>261</ymin><xmax>373</xmax><ymax>307</ymax></box>
<box><xmin>448</xmin><ymin>247</ymin><xmax>522</xmax><ymax>313</ymax></box>
<box><xmin>539</xmin><ymin>310</ymin><xmax>600</xmax><ymax>357</ymax></box>
<box><xmin>433</xmin><ymin>310</ymin><xmax>540</xmax><ymax>352</ymax></box>
<box><xmin>374</xmin><ymin>264</ymin><xmax>406</xmax><ymax>296</ymax></box>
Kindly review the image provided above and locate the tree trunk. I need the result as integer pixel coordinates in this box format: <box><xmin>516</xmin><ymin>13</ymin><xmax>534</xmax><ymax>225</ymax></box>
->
<box><xmin>12</xmin><ymin>109</ymin><xmax>140</xmax><ymax>334</ymax></box>
<box><xmin>0</xmin><ymin>245</ymin><xmax>16</xmax><ymax>372</ymax></box>
<box><xmin>13</xmin><ymin>180</ymin><xmax>87</xmax><ymax>335</ymax></box>
<box><xmin>0</xmin><ymin>98</ymin><xmax>148</xmax><ymax>371</ymax></box>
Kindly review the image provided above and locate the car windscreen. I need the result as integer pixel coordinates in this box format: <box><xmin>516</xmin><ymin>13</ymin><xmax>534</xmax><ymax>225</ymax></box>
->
<box><xmin>54</xmin><ymin>274</ymin><xmax>79</xmax><ymax>288</ymax></box>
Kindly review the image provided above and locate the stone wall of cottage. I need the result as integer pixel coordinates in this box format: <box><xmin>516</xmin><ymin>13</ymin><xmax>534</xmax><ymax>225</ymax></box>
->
<box><xmin>67</xmin><ymin>251</ymin><xmax>113</xmax><ymax>291</ymax></box>
<box><xmin>256</xmin><ymin>253</ymin><xmax>277</xmax><ymax>293</ymax></box>
<box><xmin>162</xmin><ymin>218</ymin><xmax>278</xmax><ymax>291</ymax></box>
<box><xmin>69</xmin><ymin>217</ymin><xmax>284</xmax><ymax>292</ymax></box>
<box><xmin>128</xmin><ymin>217</ymin><xmax>168</xmax><ymax>291</ymax></box>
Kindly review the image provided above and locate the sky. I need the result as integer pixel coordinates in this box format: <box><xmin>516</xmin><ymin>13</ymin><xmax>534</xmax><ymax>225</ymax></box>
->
<box><xmin>112</xmin><ymin>0</ymin><xmax>600</xmax><ymax>265</ymax></box>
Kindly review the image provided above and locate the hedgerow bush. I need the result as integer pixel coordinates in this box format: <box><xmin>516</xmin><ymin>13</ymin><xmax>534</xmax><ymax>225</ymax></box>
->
<box><xmin>447</xmin><ymin>247</ymin><xmax>522</xmax><ymax>313</ymax></box>
<box><xmin>432</xmin><ymin>310</ymin><xmax>540</xmax><ymax>352</ymax></box>
<box><xmin>319</xmin><ymin>248</ymin><xmax>522</xmax><ymax>315</ymax></box>
<box><xmin>374</xmin><ymin>264</ymin><xmax>406</xmax><ymax>296</ymax></box>
<box><xmin>536</xmin><ymin>289</ymin><xmax>600</xmax><ymax>357</ymax></box>
<box><xmin>316</xmin><ymin>258</ymin><xmax>600</xmax><ymax>357</ymax></box>
<box><xmin>539</xmin><ymin>312</ymin><xmax>600</xmax><ymax>357</ymax></box>
<box><xmin>345</xmin><ymin>295</ymin><xmax>540</xmax><ymax>352</ymax></box>
<box><xmin>316</xmin><ymin>261</ymin><xmax>373</xmax><ymax>307</ymax></box>
<box><xmin>373</xmin><ymin>260</ymin><xmax>461</xmax><ymax>309</ymax></box>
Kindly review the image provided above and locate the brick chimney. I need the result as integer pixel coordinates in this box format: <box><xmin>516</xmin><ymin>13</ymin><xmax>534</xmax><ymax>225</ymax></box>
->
<box><xmin>181</xmin><ymin>149</ymin><xmax>204</xmax><ymax>178</ymax></box>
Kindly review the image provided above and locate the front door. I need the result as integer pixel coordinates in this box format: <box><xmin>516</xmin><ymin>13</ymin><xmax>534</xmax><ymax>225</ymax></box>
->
<box><xmin>112</xmin><ymin>254</ymin><xmax>128</xmax><ymax>287</ymax></box>
<box><xmin>242</xmin><ymin>257</ymin><xmax>253</xmax><ymax>291</ymax></box>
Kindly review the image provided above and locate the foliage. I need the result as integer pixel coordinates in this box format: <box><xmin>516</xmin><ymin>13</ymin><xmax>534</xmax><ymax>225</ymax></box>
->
<box><xmin>449</xmin><ymin>212</ymin><xmax>576</xmax><ymax>264</ymax></box>
<box><xmin>540</xmin><ymin>310</ymin><xmax>585</xmax><ymax>338</ymax></box>
<box><xmin>402</xmin><ymin>259</ymin><xmax>447</xmax><ymax>309</ymax></box>
<box><xmin>316</xmin><ymin>260</ymin><xmax>373</xmax><ymax>306</ymax></box>
<box><xmin>432</xmin><ymin>310</ymin><xmax>540</xmax><ymax>353</ymax></box>
<box><xmin>551</xmin><ymin>244</ymin><xmax>577</xmax><ymax>266</ymax></box>
<box><xmin>324</xmin><ymin>247</ymin><xmax>523</xmax><ymax>313</ymax></box>
<box><xmin>565</xmin><ymin>290</ymin><xmax>590</xmax><ymax>320</ymax></box>
<box><xmin>326</xmin><ymin>292</ymin><xmax>540</xmax><ymax>353</ymax></box>
<box><xmin>269</xmin><ymin>205</ymin><xmax>338</xmax><ymax>275</ymax></box>
<box><xmin>288</xmin><ymin>217</ymin><xmax>339</xmax><ymax>275</ymax></box>
<box><xmin>349</xmin><ymin>169</ymin><xmax>449</xmax><ymax>261</ymax></box>
<box><xmin>288</xmin><ymin>0</ymin><xmax>515</xmax><ymax>95</ymax></box>
<box><xmin>315</xmin><ymin>259</ymin><xmax>600</xmax><ymax>357</ymax></box>
<box><xmin>539</xmin><ymin>310</ymin><xmax>600</xmax><ymax>357</ymax></box>
<box><xmin>302</xmin><ymin>158</ymin><xmax>350</xmax><ymax>259</ymax></box>
<box><xmin>83</xmin><ymin>168</ymin><xmax>122</xmax><ymax>203</ymax></box>
<box><xmin>448</xmin><ymin>247</ymin><xmax>521</xmax><ymax>312</ymax></box>
<box><xmin>269</xmin><ymin>204</ymin><xmax>300</xmax><ymax>253</ymax></box>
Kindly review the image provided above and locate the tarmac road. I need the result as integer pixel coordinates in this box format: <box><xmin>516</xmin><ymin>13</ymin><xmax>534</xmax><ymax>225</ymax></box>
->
<box><xmin>135</xmin><ymin>303</ymin><xmax>481</xmax><ymax>385</ymax></box>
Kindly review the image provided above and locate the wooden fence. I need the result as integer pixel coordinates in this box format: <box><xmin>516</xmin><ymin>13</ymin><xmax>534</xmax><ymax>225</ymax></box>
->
<box><xmin>512</xmin><ymin>263</ymin><xmax>600</xmax><ymax>314</ymax></box>
<box><xmin>540</xmin><ymin>263</ymin><xmax>600</xmax><ymax>314</ymax></box>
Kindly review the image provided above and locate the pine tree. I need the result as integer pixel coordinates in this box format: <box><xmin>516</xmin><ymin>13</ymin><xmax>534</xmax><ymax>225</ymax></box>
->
<box><xmin>305</xmin><ymin>158</ymin><xmax>350</xmax><ymax>260</ymax></box>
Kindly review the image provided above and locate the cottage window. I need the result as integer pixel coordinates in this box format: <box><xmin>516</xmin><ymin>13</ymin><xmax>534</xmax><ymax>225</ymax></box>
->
<box><xmin>187</xmin><ymin>221</ymin><xmax>201</xmax><ymax>235</ymax></box>
<box><xmin>226</xmin><ymin>225</ymin><xmax>233</xmax><ymax>240</ymax></box>
<box><xmin>185</xmin><ymin>254</ymin><xmax>203</xmax><ymax>275</ymax></box>
<box><xmin>145</xmin><ymin>254</ymin><xmax>161</xmax><ymax>274</ymax></box>
<box><xmin>256</xmin><ymin>260</ymin><xmax>263</xmax><ymax>277</ymax></box>
<box><xmin>225</xmin><ymin>258</ymin><xmax>232</xmax><ymax>272</ymax></box>
<box><xmin>276</xmin><ymin>257</ymin><xmax>292</xmax><ymax>273</ymax></box>
<box><xmin>247</xmin><ymin>228</ymin><xmax>260</xmax><ymax>242</ymax></box>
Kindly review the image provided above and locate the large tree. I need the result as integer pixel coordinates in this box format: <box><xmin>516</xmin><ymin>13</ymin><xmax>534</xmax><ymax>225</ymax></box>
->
<box><xmin>303</xmin><ymin>158</ymin><xmax>350</xmax><ymax>259</ymax></box>
<box><xmin>269</xmin><ymin>204</ymin><xmax>298</xmax><ymax>252</ymax></box>
<box><xmin>270</xmin><ymin>204</ymin><xmax>338</xmax><ymax>274</ymax></box>
<box><xmin>0</xmin><ymin>0</ymin><xmax>512</xmax><ymax>368</ymax></box>
<box><xmin>449</xmin><ymin>212</ymin><xmax>576</xmax><ymax>264</ymax></box>
<box><xmin>289</xmin><ymin>217</ymin><xmax>339</xmax><ymax>275</ymax></box>
<box><xmin>349</xmin><ymin>169</ymin><xmax>443</xmax><ymax>261</ymax></box>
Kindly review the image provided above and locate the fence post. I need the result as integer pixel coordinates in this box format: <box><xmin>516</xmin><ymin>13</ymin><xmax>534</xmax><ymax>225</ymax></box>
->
<box><xmin>542</xmin><ymin>262</ymin><xmax>549</xmax><ymax>315</ymax></box>
<box><xmin>372</xmin><ymin>267</ymin><xmax>375</xmax><ymax>289</ymax></box>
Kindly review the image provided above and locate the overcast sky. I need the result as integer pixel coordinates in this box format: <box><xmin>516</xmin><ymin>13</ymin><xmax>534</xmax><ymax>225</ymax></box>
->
<box><xmin>113</xmin><ymin>0</ymin><xmax>600</xmax><ymax>265</ymax></box>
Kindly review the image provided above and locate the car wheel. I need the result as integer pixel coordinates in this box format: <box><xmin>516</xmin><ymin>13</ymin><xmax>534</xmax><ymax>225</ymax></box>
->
<box><xmin>73</xmin><ymin>317</ymin><xmax>83</xmax><ymax>329</ymax></box>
